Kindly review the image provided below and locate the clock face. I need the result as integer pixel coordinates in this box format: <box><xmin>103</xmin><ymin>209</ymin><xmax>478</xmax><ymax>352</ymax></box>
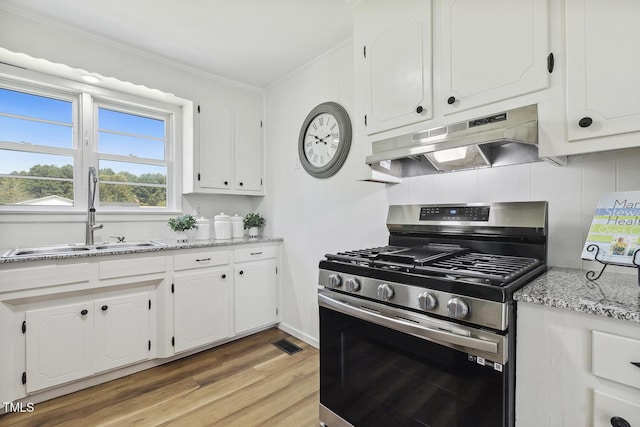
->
<box><xmin>298</xmin><ymin>102</ymin><xmax>352</xmax><ymax>178</ymax></box>
<box><xmin>303</xmin><ymin>113</ymin><xmax>340</xmax><ymax>168</ymax></box>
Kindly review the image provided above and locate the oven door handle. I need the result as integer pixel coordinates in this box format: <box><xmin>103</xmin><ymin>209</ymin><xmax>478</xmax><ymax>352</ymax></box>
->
<box><xmin>319</xmin><ymin>293</ymin><xmax>499</xmax><ymax>354</ymax></box>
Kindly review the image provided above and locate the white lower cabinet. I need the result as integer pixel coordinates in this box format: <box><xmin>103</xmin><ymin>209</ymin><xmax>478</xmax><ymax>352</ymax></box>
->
<box><xmin>1</xmin><ymin>244</ymin><xmax>279</xmax><ymax>404</ymax></box>
<box><xmin>173</xmin><ymin>266</ymin><xmax>231</xmax><ymax>353</ymax></box>
<box><xmin>25</xmin><ymin>302</ymin><xmax>95</xmax><ymax>393</ymax></box>
<box><xmin>94</xmin><ymin>293</ymin><xmax>150</xmax><ymax>373</ymax></box>
<box><xmin>25</xmin><ymin>291</ymin><xmax>151</xmax><ymax>393</ymax></box>
<box><xmin>234</xmin><ymin>248</ymin><xmax>277</xmax><ymax>334</ymax></box>
<box><xmin>516</xmin><ymin>302</ymin><xmax>640</xmax><ymax>427</ymax></box>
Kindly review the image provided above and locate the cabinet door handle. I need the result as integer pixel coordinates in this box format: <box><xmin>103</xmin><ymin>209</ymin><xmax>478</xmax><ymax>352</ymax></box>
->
<box><xmin>80</xmin><ymin>309</ymin><xmax>88</xmax><ymax>316</ymax></box>
<box><xmin>415</xmin><ymin>105</ymin><xmax>424</xmax><ymax>114</ymax></box>
<box><xmin>101</xmin><ymin>305</ymin><xmax>108</xmax><ymax>311</ymax></box>
<box><xmin>610</xmin><ymin>416</ymin><xmax>631</xmax><ymax>427</ymax></box>
<box><xmin>224</xmin><ymin>181</ymin><xmax>229</xmax><ymax>186</ymax></box>
<box><xmin>196</xmin><ymin>258</ymin><xmax>211</xmax><ymax>263</ymax></box>
<box><xmin>250</xmin><ymin>252</ymin><xmax>263</xmax><ymax>256</ymax></box>
<box><xmin>631</xmin><ymin>362</ymin><xmax>640</xmax><ymax>368</ymax></box>
<box><xmin>221</xmin><ymin>274</ymin><xmax>226</xmax><ymax>279</ymax></box>
<box><xmin>239</xmin><ymin>270</ymin><xmax>244</xmax><ymax>275</ymax></box>
<box><xmin>578</xmin><ymin>117</ymin><xmax>593</xmax><ymax>128</ymax></box>
<box><xmin>447</xmin><ymin>96</ymin><xmax>456</xmax><ymax>105</ymax></box>
<box><xmin>239</xmin><ymin>182</ymin><xmax>244</xmax><ymax>186</ymax></box>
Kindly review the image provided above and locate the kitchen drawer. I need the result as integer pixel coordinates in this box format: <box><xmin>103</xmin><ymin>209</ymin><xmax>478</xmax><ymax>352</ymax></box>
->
<box><xmin>174</xmin><ymin>250</ymin><xmax>229</xmax><ymax>271</ymax></box>
<box><xmin>99</xmin><ymin>256</ymin><xmax>166</xmax><ymax>279</ymax></box>
<box><xmin>0</xmin><ymin>263</ymin><xmax>91</xmax><ymax>292</ymax></box>
<box><xmin>234</xmin><ymin>246</ymin><xmax>276</xmax><ymax>263</ymax></box>
<box><xmin>593</xmin><ymin>389</ymin><xmax>640</xmax><ymax>427</ymax></box>
<box><xmin>592</xmin><ymin>330</ymin><xmax>640</xmax><ymax>390</ymax></box>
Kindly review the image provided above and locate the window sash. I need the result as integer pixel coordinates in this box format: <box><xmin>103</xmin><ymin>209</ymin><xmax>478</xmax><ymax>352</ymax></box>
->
<box><xmin>0</xmin><ymin>73</ymin><xmax>179</xmax><ymax>212</ymax></box>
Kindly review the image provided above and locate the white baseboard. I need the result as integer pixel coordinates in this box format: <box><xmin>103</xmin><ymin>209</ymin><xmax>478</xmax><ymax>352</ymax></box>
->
<box><xmin>278</xmin><ymin>323</ymin><xmax>319</xmax><ymax>348</ymax></box>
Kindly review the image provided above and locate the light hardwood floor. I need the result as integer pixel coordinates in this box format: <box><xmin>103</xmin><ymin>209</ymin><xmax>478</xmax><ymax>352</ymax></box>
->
<box><xmin>0</xmin><ymin>328</ymin><xmax>319</xmax><ymax>427</ymax></box>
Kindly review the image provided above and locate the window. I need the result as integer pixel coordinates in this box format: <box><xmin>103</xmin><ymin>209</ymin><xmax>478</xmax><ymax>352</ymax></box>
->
<box><xmin>95</xmin><ymin>104</ymin><xmax>170</xmax><ymax>208</ymax></box>
<box><xmin>0</xmin><ymin>86</ymin><xmax>76</xmax><ymax>206</ymax></box>
<box><xmin>0</xmin><ymin>74</ymin><xmax>180</xmax><ymax>211</ymax></box>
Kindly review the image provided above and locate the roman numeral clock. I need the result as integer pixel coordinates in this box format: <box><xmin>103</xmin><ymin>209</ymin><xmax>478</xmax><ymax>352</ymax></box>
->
<box><xmin>298</xmin><ymin>102</ymin><xmax>352</xmax><ymax>178</ymax></box>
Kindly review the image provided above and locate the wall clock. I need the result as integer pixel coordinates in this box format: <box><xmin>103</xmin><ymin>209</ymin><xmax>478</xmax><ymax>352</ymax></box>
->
<box><xmin>298</xmin><ymin>102</ymin><xmax>352</xmax><ymax>178</ymax></box>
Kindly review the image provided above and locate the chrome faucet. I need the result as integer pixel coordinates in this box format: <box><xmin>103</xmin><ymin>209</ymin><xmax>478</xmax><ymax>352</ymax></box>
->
<box><xmin>86</xmin><ymin>166</ymin><xmax>103</xmax><ymax>245</ymax></box>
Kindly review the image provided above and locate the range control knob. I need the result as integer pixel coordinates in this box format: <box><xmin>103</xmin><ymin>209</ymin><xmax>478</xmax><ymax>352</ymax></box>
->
<box><xmin>377</xmin><ymin>283</ymin><xmax>394</xmax><ymax>301</ymax></box>
<box><xmin>418</xmin><ymin>292</ymin><xmax>438</xmax><ymax>311</ymax></box>
<box><xmin>345</xmin><ymin>277</ymin><xmax>362</xmax><ymax>292</ymax></box>
<box><xmin>327</xmin><ymin>274</ymin><xmax>342</xmax><ymax>289</ymax></box>
<box><xmin>447</xmin><ymin>297</ymin><xmax>470</xmax><ymax>319</ymax></box>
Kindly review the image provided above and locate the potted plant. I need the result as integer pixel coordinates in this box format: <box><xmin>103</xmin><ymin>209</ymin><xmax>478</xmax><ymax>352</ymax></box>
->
<box><xmin>244</xmin><ymin>212</ymin><xmax>266</xmax><ymax>238</ymax></box>
<box><xmin>168</xmin><ymin>214</ymin><xmax>197</xmax><ymax>242</ymax></box>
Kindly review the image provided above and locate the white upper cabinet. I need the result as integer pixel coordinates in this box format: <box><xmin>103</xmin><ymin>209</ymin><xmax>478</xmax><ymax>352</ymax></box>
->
<box><xmin>198</xmin><ymin>105</ymin><xmax>232</xmax><ymax>191</ymax></box>
<box><xmin>357</xmin><ymin>0</ymin><xmax>433</xmax><ymax>135</ymax></box>
<box><xmin>565</xmin><ymin>0</ymin><xmax>640</xmax><ymax>142</ymax></box>
<box><xmin>185</xmin><ymin>103</ymin><xmax>264</xmax><ymax>196</ymax></box>
<box><xmin>440</xmin><ymin>0</ymin><xmax>550</xmax><ymax>115</ymax></box>
<box><xmin>234</xmin><ymin>110</ymin><xmax>264</xmax><ymax>192</ymax></box>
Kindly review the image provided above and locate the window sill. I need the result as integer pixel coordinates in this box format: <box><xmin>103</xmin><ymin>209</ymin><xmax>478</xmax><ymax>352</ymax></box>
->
<box><xmin>0</xmin><ymin>210</ymin><xmax>184</xmax><ymax>223</ymax></box>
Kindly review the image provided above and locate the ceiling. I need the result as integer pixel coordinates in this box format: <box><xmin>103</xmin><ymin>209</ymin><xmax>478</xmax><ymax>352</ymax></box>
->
<box><xmin>0</xmin><ymin>0</ymin><xmax>355</xmax><ymax>88</ymax></box>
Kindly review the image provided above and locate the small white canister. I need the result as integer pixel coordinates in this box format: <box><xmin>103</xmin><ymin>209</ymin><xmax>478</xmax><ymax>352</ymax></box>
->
<box><xmin>194</xmin><ymin>217</ymin><xmax>211</xmax><ymax>240</ymax></box>
<box><xmin>231</xmin><ymin>214</ymin><xmax>244</xmax><ymax>239</ymax></box>
<box><xmin>214</xmin><ymin>213</ymin><xmax>232</xmax><ymax>240</ymax></box>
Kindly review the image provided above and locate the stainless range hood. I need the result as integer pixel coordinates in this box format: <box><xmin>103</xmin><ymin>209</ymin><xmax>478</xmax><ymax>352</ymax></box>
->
<box><xmin>366</xmin><ymin>104</ymin><xmax>541</xmax><ymax>178</ymax></box>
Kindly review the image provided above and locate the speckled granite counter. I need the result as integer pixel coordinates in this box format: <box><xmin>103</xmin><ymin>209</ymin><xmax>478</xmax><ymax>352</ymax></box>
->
<box><xmin>514</xmin><ymin>267</ymin><xmax>640</xmax><ymax>323</ymax></box>
<box><xmin>0</xmin><ymin>236</ymin><xmax>283</xmax><ymax>264</ymax></box>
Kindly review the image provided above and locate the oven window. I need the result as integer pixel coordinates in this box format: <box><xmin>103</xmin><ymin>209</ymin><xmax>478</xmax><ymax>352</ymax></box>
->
<box><xmin>320</xmin><ymin>307</ymin><xmax>509</xmax><ymax>427</ymax></box>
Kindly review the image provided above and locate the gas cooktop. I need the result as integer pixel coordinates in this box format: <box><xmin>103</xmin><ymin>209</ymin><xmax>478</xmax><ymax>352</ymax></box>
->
<box><xmin>324</xmin><ymin>244</ymin><xmax>543</xmax><ymax>288</ymax></box>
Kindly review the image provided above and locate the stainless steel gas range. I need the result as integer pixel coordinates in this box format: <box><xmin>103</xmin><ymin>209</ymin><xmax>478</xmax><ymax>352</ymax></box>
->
<box><xmin>318</xmin><ymin>201</ymin><xmax>548</xmax><ymax>427</ymax></box>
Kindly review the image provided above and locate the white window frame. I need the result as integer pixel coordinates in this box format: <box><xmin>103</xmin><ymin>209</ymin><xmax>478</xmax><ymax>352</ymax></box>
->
<box><xmin>0</xmin><ymin>66</ymin><xmax>183</xmax><ymax>214</ymax></box>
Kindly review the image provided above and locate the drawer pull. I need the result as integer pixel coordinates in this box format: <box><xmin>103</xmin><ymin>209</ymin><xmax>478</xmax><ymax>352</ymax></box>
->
<box><xmin>631</xmin><ymin>362</ymin><xmax>640</xmax><ymax>368</ymax></box>
<box><xmin>196</xmin><ymin>258</ymin><xmax>212</xmax><ymax>263</ymax></box>
<box><xmin>101</xmin><ymin>305</ymin><xmax>108</xmax><ymax>311</ymax></box>
<box><xmin>80</xmin><ymin>309</ymin><xmax>88</xmax><ymax>316</ymax></box>
<box><xmin>610</xmin><ymin>416</ymin><xmax>630</xmax><ymax>427</ymax></box>
<box><xmin>250</xmin><ymin>252</ymin><xmax>263</xmax><ymax>256</ymax></box>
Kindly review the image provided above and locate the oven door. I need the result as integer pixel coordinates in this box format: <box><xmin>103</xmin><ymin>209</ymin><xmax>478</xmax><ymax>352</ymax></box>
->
<box><xmin>318</xmin><ymin>290</ymin><xmax>513</xmax><ymax>427</ymax></box>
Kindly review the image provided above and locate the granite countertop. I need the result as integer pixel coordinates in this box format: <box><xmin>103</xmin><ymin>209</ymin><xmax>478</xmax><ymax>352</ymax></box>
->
<box><xmin>0</xmin><ymin>236</ymin><xmax>283</xmax><ymax>264</ymax></box>
<box><xmin>514</xmin><ymin>267</ymin><xmax>640</xmax><ymax>323</ymax></box>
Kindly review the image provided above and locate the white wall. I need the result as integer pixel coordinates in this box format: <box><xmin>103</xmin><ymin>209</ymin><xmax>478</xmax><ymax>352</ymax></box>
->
<box><xmin>388</xmin><ymin>149</ymin><xmax>640</xmax><ymax>271</ymax></box>
<box><xmin>0</xmin><ymin>8</ymin><xmax>259</xmax><ymax>249</ymax></box>
<box><xmin>259</xmin><ymin>41</ymin><xmax>390</xmax><ymax>345</ymax></box>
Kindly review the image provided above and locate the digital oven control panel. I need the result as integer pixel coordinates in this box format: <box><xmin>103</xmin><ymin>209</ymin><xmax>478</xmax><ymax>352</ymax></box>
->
<box><xmin>419</xmin><ymin>206</ymin><xmax>490</xmax><ymax>222</ymax></box>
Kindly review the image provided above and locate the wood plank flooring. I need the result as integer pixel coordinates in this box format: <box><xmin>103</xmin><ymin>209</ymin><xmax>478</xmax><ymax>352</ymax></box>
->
<box><xmin>0</xmin><ymin>328</ymin><xmax>319</xmax><ymax>427</ymax></box>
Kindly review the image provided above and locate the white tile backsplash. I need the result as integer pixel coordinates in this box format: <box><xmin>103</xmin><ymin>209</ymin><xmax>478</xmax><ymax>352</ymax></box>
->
<box><xmin>478</xmin><ymin>163</ymin><xmax>531</xmax><ymax>201</ymax></box>
<box><xmin>398</xmin><ymin>147</ymin><xmax>640</xmax><ymax>269</ymax></box>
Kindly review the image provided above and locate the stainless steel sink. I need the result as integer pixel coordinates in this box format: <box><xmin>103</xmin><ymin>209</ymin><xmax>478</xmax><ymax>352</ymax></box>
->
<box><xmin>2</xmin><ymin>241</ymin><xmax>165</xmax><ymax>258</ymax></box>
<box><xmin>94</xmin><ymin>241</ymin><xmax>165</xmax><ymax>250</ymax></box>
<box><xmin>3</xmin><ymin>245</ymin><xmax>92</xmax><ymax>257</ymax></box>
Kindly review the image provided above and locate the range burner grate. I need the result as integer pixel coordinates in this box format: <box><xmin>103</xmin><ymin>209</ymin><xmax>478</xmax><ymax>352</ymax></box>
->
<box><xmin>419</xmin><ymin>252</ymin><xmax>543</xmax><ymax>283</ymax></box>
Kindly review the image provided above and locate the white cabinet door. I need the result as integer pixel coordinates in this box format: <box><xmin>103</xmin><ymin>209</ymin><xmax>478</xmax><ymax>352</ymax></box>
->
<box><xmin>566</xmin><ymin>0</ymin><xmax>640</xmax><ymax>141</ymax></box>
<box><xmin>194</xmin><ymin>105</ymin><xmax>263</xmax><ymax>194</ymax></box>
<box><xmin>358</xmin><ymin>0</ymin><xmax>432</xmax><ymax>135</ymax></box>
<box><xmin>94</xmin><ymin>293</ymin><xmax>150</xmax><ymax>373</ymax></box>
<box><xmin>234</xmin><ymin>110</ymin><xmax>263</xmax><ymax>192</ymax></box>
<box><xmin>440</xmin><ymin>0</ymin><xmax>549</xmax><ymax>115</ymax></box>
<box><xmin>198</xmin><ymin>104</ymin><xmax>233</xmax><ymax>191</ymax></box>
<box><xmin>234</xmin><ymin>260</ymin><xmax>277</xmax><ymax>334</ymax></box>
<box><xmin>174</xmin><ymin>267</ymin><xmax>231</xmax><ymax>353</ymax></box>
<box><xmin>25</xmin><ymin>303</ymin><xmax>95</xmax><ymax>392</ymax></box>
